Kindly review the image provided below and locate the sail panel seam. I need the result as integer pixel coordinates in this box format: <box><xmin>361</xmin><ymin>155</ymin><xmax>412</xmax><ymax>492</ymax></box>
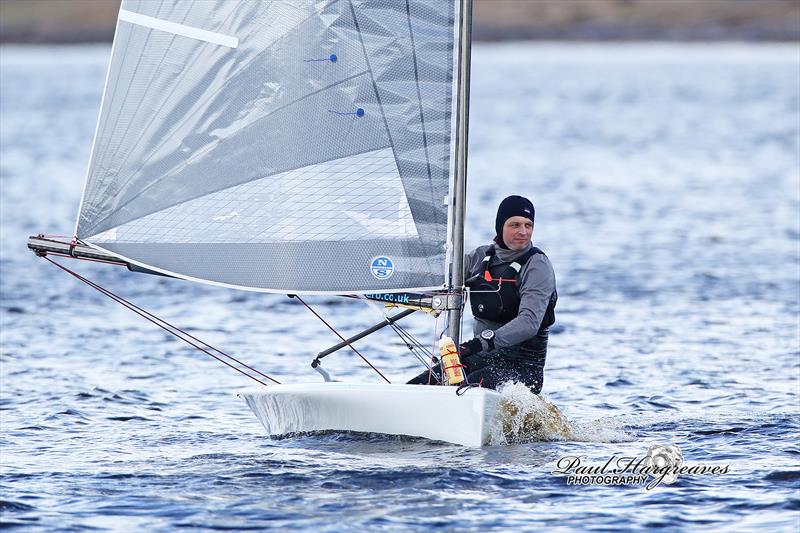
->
<box><xmin>347</xmin><ymin>0</ymin><xmax>427</xmax><ymax>265</ymax></box>
<box><xmin>404</xmin><ymin>0</ymin><xmax>433</xmax><ymax>206</ymax></box>
<box><xmin>84</xmin><ymin>3</ymin><xmax>325</xmax><ymax>216</ymax></box>
<box><xmin>84</xmin><ymin>145</ymin><xmax>394</xmax><ymax>239</ymax></box>
<box><xmin>404</xmin><ymin>0</ymin><xmax>437</xmax><ymax>280</ymax></box>
<box><xmin>89</xmin><ymin>1</ymin><xmax>202</xmax><ymax>210</ymax></box>
<box><xmin>74</xmin><ymin>8</ymin><xmax>131</xmax><ymax>238</ymax></box>
<box><xmin>82</xmin><ymin>70</ymin><xmax>376</xmax><ymax>237</ymax></box>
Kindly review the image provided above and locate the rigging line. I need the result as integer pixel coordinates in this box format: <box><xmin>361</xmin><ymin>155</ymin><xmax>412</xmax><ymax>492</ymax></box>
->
<box><xmin>433</xmin><ymin>312</ymin><xmax>441</xmax><ymax>356</ymax></box>
<box><xmin>388</xmin><ymin>322</ymin><xmax>433</xmax><ymax>371</ymax></box>
<box><xmin>291</xmin><ymin>295</ymin><xmax>391</xmax><ymax>384</ymax></box>
<box><xmin>433</xmin><ymin>313</ymin><xmax>443</xmax><ymax>383</ymax></box>
<box><xmin>356</xmin><ymin>293</ymin><xmax>387</xmax><ymax>317</ymax></box>
<box><xmin>355</xmin><ymin>293</ymin><xmax>430</xmax><ymax>360</ymax></box>
<box><xmin>426</xmin><ymin>313</ymin><xmax>442</xmax><ymax>385</ymax></box>
<box><xmin>42</xmin><ymin>256</ymin><xmax>279</xmax><ymax>386</ymax></box>
<box><xmin>47</xmin><ymin>256</ymin><xmax>277</xmax><ymax>386</ymax></box>
<box><xmin>389</xmin><ymin>325</ymin><xmax>424</xmax><ymax>360</ymax></box>
<box><xmin>458</xmin><ymin>294</ymin><xmax>469</xmax><ymax>384</ymax></box>
<box><xmin>376</xmin><ymin>311</ymin><xmax>436</xmax><ymax>375</ymax></box>
<box><xmin>390</xmin><ymin>321</ymin><xmax>431</xmax><ymax>357</ymax></box>
<box><xmin>84</xmin><ymin>0</ymin><xmax>341</xmax><ymax>229</ymax></box>
<box><xmin>84</xmin><ymin>70</ymin><xmax>374</xmax><ymax>237</ymax></box>
<box><xmin>387</xmin><ymin>322</ymin><xmax>422</xmax><ymax>355</ymax></box>
<box><xmin>394</xmin><ymin>318</ymin><xmax>432</xmax><ymax>353</ymax></box>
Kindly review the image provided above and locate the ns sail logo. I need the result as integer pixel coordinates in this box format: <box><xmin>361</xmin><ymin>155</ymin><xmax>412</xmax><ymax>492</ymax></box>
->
<box><xmin>370</xmin><ymin>256</ymin><xmax>394</xmax><ymax>280</ymax></box>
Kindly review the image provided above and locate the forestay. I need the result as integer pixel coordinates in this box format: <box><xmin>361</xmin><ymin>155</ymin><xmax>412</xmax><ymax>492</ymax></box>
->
<box><xmin>76</xmin><ymin>0</ymin><xmax>464</xmax><ymax>294</ymax></box>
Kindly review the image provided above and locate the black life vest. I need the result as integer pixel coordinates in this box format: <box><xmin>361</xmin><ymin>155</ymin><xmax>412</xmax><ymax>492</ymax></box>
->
<box><xmin>466</xmin><ymin>245</ymin><xmax>556</xmax><ymax>332</ymax></box>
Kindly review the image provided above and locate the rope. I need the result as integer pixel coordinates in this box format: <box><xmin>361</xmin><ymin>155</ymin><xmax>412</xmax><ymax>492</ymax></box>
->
<box><xmin>428</xmin><ymin>314</ymin><xmax>442</xmax><ymax>384</ymax></box>
<box><xmin>355</xmin><ymin>294</ymin><xmax>437</xmax><ymax>381</ymax></box>
<box><xmin>42</xmin><ymin>256</ymin><xmax>279</xmax><ymax>386</ymax></box>
<box><xmin>456</xmin><ymin>378</ymin><xmax>483</xmax><ymax>396</ymax></box>
<box><xmin>389</xmin><ymin>323</ymin><xmax>434</xmax><ymax>374</ymax></box>
<box><xmin>353</xmin><ymin>292</ymin><xmax>438</xmax><ymax>361</ymax></box>
<box><xmin>388</xmin><ymin>321</ymin><xmax>437</xmax><ymax>374</ymax></box>
<box><xmin>291</xmin><ymin>295</ymin><xmax>391</xmax><ymax>384</ymax></box>
<box><xmin>390</xmin><ymin>321</ymin><xmax>431</xmax><ymax>357</ymax></box>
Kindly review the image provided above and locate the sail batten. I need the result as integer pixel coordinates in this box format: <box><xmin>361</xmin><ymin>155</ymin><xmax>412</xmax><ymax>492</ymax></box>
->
<box><xmin>77</xmin><ymin>0</ymin><xmax>462</xmax><ymax>294</ymax></box>
<box><xmin>118</xmin><ymin>9</ymin><xmax>239</xmax><ymax>48</ymax></box>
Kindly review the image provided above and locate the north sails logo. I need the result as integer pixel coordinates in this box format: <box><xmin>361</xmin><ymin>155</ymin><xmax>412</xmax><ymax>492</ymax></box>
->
<box><xmin>370</xmin><ymin>256</ymin><xmax>394</xmax><ymax>279</ymax></box>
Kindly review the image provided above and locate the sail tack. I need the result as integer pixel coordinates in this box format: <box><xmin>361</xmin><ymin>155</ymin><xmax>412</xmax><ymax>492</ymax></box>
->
<box><xmin>76</xmin><ymin>0</ymin><xmax>462</xmax><ymax>293</ymax></box>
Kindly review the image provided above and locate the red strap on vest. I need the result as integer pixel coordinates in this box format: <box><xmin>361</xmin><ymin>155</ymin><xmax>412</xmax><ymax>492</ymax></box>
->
<box><xmin>483</xmin><ymin>271</ymin><xmax>517</xmax><ymax>284</ymax></box>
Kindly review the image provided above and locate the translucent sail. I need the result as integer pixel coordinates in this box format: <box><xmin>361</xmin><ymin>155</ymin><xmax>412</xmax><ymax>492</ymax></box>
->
<box><xmin>76</xmin><ymin>0</ymin><xmax>462</xmax><ymax>293</ymax></box>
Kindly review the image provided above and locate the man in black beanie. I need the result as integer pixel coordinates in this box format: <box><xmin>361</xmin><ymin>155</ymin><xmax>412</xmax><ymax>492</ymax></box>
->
<box><xmin>409</xmin><ymin>195</ymin><xmax>557</xmax><ymax>393</ymax></box>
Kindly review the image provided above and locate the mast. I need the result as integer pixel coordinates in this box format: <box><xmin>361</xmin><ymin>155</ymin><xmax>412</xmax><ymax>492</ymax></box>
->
<box><xmin>447</xmin><ymin>0</ymin><xmax>473</xmax><ymax>345</ymax></box>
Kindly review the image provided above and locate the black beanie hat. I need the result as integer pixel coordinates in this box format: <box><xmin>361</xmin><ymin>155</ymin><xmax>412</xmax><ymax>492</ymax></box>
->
<box><xmin>495</xmin><ymin>195</ymin><xmax>535</xmax><ymax>238</ymax></box>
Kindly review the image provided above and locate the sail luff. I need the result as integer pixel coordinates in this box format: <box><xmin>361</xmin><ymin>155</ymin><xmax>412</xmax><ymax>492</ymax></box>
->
<box><xmin>72</xmin><ymin>3</ymin><xmax>124</xmax><ymax>239</ymax></box>
<box><xmin>447</xmin><ymin>0</ymin><xmax>472</xmax><ymax>345</ymax></box>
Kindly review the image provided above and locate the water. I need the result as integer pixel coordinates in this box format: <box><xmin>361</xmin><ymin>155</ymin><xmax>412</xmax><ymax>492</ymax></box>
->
<box><xmin>2</xmin><ymin>43</ymin><xmax>799</xmax><ymax>530</ymax></box>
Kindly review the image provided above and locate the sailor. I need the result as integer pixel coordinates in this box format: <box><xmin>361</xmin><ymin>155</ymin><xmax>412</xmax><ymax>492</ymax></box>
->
<box><xmin>409</xmin><ymin>195</ymin><xmax>557</xmax><ymax>393</ymax></box>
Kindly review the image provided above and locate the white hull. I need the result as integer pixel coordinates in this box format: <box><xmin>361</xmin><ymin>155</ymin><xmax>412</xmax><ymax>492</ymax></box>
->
<box><xmin>240</xmin><ymin>382</ymin><xmax>501</xmax><ymax>447</ymax></box>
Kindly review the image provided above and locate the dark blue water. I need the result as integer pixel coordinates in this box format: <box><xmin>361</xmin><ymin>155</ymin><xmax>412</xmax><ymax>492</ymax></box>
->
<box><xmin>1</xmin><ymin>43</ymin><xmax>799</xmax><ymax>531</ymax></box>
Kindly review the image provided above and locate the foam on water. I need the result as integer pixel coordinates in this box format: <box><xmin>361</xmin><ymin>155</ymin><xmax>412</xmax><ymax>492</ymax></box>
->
<box><xmin>491</xmin><ymin>383</ymin><xmax>574</xmax><ymax>444</ymax></box>
<box><xmin>490</xmin><ymin>382</ymin><xmax>633</xmax><ymax>444</ymax></box>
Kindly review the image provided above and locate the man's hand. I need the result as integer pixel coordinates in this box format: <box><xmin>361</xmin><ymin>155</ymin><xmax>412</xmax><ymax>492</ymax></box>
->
<box><xmin>459</xmin><ymin>337</ymin><xmax>483</xmax><ymax>357</ymax></box>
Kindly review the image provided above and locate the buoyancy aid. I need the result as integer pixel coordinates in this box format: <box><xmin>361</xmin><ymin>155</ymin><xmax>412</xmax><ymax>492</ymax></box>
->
<box><xmin>466</xmin><ymin>245</ymin><xmax>556</xmax><ymax>332</ymax></box>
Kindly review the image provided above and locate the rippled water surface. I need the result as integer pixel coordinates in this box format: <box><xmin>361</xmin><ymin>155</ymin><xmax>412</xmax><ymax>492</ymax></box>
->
<box><xmin>2</xmin><ymin>43</ymin><xmax>799</xmax><ymax>531</ymax></box>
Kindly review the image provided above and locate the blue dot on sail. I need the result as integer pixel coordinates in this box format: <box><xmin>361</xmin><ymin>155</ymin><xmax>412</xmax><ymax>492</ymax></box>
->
<box><xmin>328</xmin><ymin>108</ymin><xmax>365</xmax><ymax>117</ymax></box>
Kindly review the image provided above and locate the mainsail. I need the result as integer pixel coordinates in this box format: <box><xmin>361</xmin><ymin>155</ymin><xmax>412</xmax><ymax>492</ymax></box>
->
<box><xmin>75</xmin><ymin>0</ymin><xmax>466</xmax><ymax>294</ymax></box>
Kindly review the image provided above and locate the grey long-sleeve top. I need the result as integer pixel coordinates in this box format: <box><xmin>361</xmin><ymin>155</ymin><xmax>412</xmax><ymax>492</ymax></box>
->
<box><xmin>464</xmin><ymin>243</ymin><xmax>557</xmax><ymax>350</ymax></box>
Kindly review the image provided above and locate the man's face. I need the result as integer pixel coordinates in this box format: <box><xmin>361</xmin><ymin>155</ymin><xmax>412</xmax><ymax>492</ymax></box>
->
<box><xmin>502</xmin><ymin>216</ymin><xmax>533</xmax><ymax>251</ymax></box>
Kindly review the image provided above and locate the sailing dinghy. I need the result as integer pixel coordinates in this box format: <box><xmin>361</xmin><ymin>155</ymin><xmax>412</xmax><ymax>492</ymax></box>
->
<box><xmin>29</xmin><ymin>0</ymin><xmax>502</xmax><ymax>446</ymax></box>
